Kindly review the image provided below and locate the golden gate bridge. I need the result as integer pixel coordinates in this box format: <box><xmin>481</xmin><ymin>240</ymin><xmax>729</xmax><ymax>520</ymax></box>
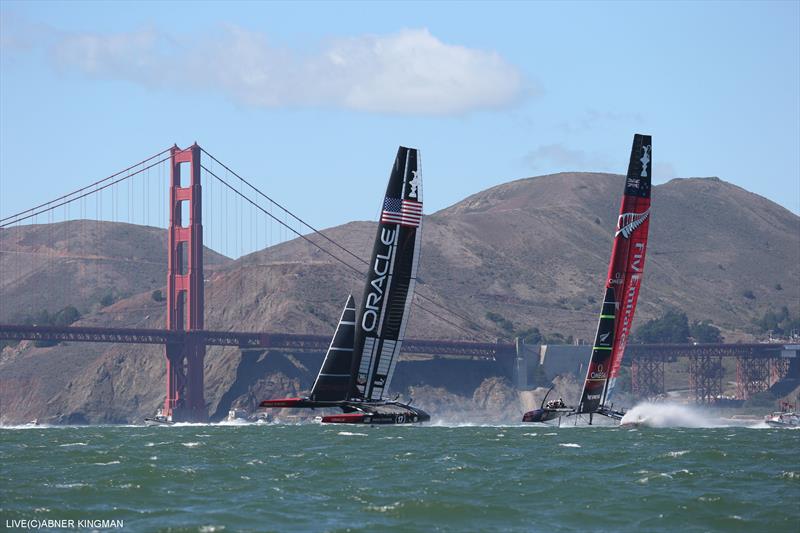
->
<box><xmin>1</xmin><ymin>144</ymin><xmax>796</xmax><ymax>421</ymax></box>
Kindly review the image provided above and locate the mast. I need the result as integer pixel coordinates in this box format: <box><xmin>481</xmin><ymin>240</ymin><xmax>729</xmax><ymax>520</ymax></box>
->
<box><xmin>349</xmin><ymin>146</ymin><xmax>423</xmax><ymax>400</ymax></box>
<box><xmin>577</xmin><ymin>134</ymin><xmax>652</xmax><ymax>414</ymax></box>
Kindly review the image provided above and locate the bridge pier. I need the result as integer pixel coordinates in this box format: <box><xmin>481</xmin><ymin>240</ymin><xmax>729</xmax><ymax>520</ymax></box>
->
<box><xmin>771</xmin><ymin>358</ymin><xmax>791</xmax><ymax>384</ymax></box>
<box><xmin>688</xmin><ymin>353</ymin><xmax>724</xmax><ymax>404</ymax></box>
<box><xmin>631</xmin><ymin>355</ymin><xmax>666</xmax><ymax>399</ymax></box>
<box><xmin>735</xmin><ymin>352</ymin><xmax>770</xmax><ymax>400</ymax></box>
<box><xmin>164</xmin><ymin>144</ymin><xmax>206</xmax><ymax>422</ymax></box>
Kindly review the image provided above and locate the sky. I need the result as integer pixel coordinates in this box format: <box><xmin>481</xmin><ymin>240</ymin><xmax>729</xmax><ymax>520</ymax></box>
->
<box><xmin>1</xmin><ymin>0</ymin><xmax>799</xmax><ymax>240</ymax></box>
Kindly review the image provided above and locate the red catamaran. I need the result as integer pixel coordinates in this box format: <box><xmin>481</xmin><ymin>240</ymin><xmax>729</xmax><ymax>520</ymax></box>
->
<box><xmin>523</xmin><ymin>134</ymin><xmax>652</xmax><ymax>424</ymax></box>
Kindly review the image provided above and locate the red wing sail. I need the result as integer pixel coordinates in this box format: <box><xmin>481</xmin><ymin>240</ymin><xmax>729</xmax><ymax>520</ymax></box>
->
<box><xmin>577</xmin><ymin>134</ymin><xmax>652</xmax><ymax>414</ymax></box>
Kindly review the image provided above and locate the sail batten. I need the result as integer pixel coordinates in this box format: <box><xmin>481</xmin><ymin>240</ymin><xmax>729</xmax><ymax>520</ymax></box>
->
<box><xmin>577</xmin><ymin>134</ymin><xmax>652</xmax><ymax>414</ymax></box>
<box><xmin>310</xmin><ymin>295</ymin><xmax>358</xmax><ymax>402</ymax></box>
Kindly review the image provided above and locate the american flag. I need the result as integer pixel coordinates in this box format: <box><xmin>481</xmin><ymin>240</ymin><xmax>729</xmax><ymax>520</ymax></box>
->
<box><xmin>380</xmin><ymin>197</ymin><xmax>423</xmax><ymax>227</ymax></box>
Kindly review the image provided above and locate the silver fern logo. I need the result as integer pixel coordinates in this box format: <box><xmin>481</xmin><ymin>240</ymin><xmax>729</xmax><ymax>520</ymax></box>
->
<box><xmin>616</xmin><ymin>208</ymin><xmax>650</xmax><ymax>238</ymax></box>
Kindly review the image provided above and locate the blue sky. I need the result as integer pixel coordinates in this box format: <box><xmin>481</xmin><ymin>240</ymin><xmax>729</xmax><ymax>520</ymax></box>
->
<box><xmin>1</xmin><ymin>0</ymin><xmax>798</xmax><ymax>242</ymax></box>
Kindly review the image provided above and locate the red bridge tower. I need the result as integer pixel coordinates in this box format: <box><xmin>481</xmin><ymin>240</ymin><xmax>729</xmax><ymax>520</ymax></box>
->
<box><xmin>164</xmin><ymin>144</ymin><xmax>206</xmax><ymax>421</ymax></box>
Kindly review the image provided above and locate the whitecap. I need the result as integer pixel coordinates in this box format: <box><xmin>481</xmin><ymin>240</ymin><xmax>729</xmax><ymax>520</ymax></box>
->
<box><xmin>366</xmin><ymin>501</ymin><xmax>401</xmax><ymax>513</ymax></box>
<box><xmin>54</xmin><ymin>483</ymin><xmax>88</xmax><ymax>489</ymax></box>
<box><xmin>182</xmin><ymin>442</ymin><xmax>202</xmax><ymax>447</ymax></box>
<box><xmin>92</xmin><ymin>460</ymin><xmax>121</xmax><ymax>466</ymax></box>
<box><xmin>58</xmin><ymin>442</ymin><xmax>87</xmax><ymax>447</ymax></box>
<box><xmin>337</xmin><ymin>431</ymin><xmax>367</xmax><ymax>436</ymax></box>
<box><xmin>559</xmin><ymin>443</ymin><xmax>581</xmax><ymax>448</ymax></box>
<box><xmin>665</xmin><ymin>450</ymin><xmax>690</xmax><ymax>458</ymax></box>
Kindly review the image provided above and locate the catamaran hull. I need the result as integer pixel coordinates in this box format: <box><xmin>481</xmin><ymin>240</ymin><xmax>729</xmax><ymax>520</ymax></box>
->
<box><xmin>522</xmin><ymin>408</ymin><xmax>570</xmax><ymax>423</ymax></box>
<box><xmin>260</xmin><ymin>398</ymin><xmax>430</xmax><ymax>425</ymax></box>
<box><xmin>765</xmin><ymin>420</ymin><xmax>798</xmax><ymax>428</ymax></box>
<box><xmin>321</xmin><ymin>409</ymin><xmax>429</xmax><ymax>425</ymax></box>
<box><xmin>144</xmin><ymin>417</ymin><xmax>175</xmax><ymax>426</ymax></box>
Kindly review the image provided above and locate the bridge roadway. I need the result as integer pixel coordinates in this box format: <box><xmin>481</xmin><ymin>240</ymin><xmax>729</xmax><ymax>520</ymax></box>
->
<box><xmin>0</xmin><ymin>324</ymin><xmax>795</xmax><ymax>359</ymax></box>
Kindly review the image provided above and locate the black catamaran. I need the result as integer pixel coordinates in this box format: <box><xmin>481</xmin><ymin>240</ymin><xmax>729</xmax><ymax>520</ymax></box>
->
<box><xmin>260</xmin><ymin>146</ymin><xmax>430</xmax><ymax>425</ymax></box>
<box><xmin>523</xmin><ymin>134</ymin><xmax>652</xmax><ymax>425</ymax></box>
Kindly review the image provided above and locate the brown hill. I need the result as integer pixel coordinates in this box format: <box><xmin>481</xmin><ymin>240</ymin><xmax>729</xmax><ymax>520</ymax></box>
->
<box><xmin>0</xmin><ymin>173</ymin><xmax>797</xmax><ymax>423</ymax></box>
<box><xmin>0</xmin><ymin>221</ymin><xmax>230</xmax><ymax>323</ymax></box>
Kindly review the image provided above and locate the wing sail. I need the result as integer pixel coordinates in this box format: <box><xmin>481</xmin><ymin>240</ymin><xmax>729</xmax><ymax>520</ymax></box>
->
<box><xmin>309</xmin><ymin>295</ymin><xmax>357</xmax><ymax>402</ymax></box>
<box><xmin>350</xmin><ymin>146</ymin><xmax>422</xmax><ymax>401</ymax></box>
<box><xmin>577</xmin><ymin>134</ymin><xmax>652</xmax><ymax>414</ymax></box>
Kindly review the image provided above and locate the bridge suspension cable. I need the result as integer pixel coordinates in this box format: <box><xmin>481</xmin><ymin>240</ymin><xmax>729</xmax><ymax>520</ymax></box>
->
<box><xmin>200</xmin><ymin>163</ymin><xmax>491</xmax><ymax>341</ymax></box>
<box><xmin>200</xmin><ymin>148</ymin><xmax>368</xmax><ymax>268</ymax></box>
<box><xmin>0</xmin><ymin>152</ymin><xmax>172</xmax><ymax>228</ymax></box>
<box><xmin>200</xmin><ymin>149</ymin><xmax>494</xmax><ymax>340</ymax></box>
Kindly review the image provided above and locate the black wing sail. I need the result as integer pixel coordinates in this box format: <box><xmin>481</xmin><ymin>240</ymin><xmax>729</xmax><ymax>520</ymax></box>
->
<box><xmin>350</xmin><ymin>146</ymin><xmax>423</xmax><ymax>401</ymax></box>
<box><xmin>309</xmin><ymin>295</ymin><xmax>357</xmax><ymax>402</ymax></box>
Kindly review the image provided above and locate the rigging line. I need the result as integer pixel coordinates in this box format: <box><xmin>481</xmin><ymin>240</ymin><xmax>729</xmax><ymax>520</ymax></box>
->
<box><xmin>202</xmin><ymin>163</ymin><xmax>493</xmax><ymax>342</ymax></box>
<box><xmin>0</xmin><ymin>147</ymin><xmax>172</xmax><ymax>225</ymax></box>
<box><xmin>200</xmin><ymin>149</ymin><xmax>486</xmax><ymax>337</ymax></box>
<box><xmin>414</xmin><ymin>291</ymin><xmax>487</xmax><ymax>334</ymax></box>
<box><xmin>0</xmin><ymin>155</ymin><xmax>172</xmax><ymax>228</ymax></box>
<box><xmin>200</xmin><ymin>148</ymin><xmax>368</xmax><ymax>267</ymax></box>
<box><xmin>201</xmin><ymin>164</ymin><xmax>365</xmax><ymax>277</ymax></box>
<box><xmin>411</xmin><ymin>298</ymin><xmax>488</xmax><ymax>340</ymax></box>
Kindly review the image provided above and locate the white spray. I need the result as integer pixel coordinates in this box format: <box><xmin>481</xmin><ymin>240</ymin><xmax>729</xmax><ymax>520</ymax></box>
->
<box><xmin>620</xmin><ymin>402</ymin><xmax>724</xmax><ymax>428</ymax></box>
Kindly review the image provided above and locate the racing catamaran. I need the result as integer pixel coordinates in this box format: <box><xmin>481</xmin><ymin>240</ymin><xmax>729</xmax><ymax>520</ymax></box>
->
<box><xmin>260</xmin><ymin>146</ymin><xmax>430</xmax><ymax>425</ymax></box>
<box><xmin>523</xmin><ymin>134</ymin><xmax>652</xmax><ymax>425</ymax></box>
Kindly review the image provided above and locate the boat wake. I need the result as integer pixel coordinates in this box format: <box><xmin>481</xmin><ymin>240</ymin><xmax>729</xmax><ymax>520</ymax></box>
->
<box><xmin>620</xmin><ymin>403</ymin><xmax>726</xmax><ymax>428</ymax></box>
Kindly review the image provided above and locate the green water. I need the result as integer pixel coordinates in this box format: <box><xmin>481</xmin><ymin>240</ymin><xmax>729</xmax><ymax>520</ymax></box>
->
<box><xmin>1</xmin><ymin>423</ymin><xmax>798</xmax><ymax>532</ymax></box>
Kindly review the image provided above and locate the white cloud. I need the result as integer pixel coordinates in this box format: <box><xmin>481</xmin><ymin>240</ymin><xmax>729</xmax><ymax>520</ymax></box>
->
<box><xmin>653</xmin><ymin>161</ymin><xmax>678</xmax><ymax>182</ymax></box>
<box><xmin>526</xmin><ymin>143</ymin><xmax>614</xmax><ymax>172</ymax></box>
<box><xmin>42</xmin><ymin>25</ymin><xmax>526</xmax><ymax>115</ymax></box>
<box><xmin>556</xmin><ymin>109</ymin><xmax>644</xmax><ymax>134</ymax></box>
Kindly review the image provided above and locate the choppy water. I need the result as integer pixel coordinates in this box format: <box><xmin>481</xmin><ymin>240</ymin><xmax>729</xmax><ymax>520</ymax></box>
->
<box><xmin>1</xmin><ymin>422</ymin><xmax>798</xmax><ymax>532</ymax></box>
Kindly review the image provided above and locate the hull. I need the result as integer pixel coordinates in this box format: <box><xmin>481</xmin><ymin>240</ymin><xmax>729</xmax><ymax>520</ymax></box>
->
<box><xmin>260</xmin><ymin>398</ymin><xmax>430</xmax><ymax>425</ymax></box>
<box><xmin>764</xmin><ymin>412</ymin><xmax>799</xmax><ymax>428</ymax></box>
<box><xmin>144</xmin><ymin>417</ymin><xmax>174</xmax><ymax>426</ymax></box>
<box><xmin>765</xmin><ymin>420</ymin><xmax>799</xmax><ymax>428</ymax></box>
<box><xmin>322</xmin><ymin>403</ymin><xmax>430</xmax><ymax>425</ymax></box>
<box><xmin>522</xmin><ymin>408</ymin><xmax>571</xmax><ymax>423</ymax></box>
